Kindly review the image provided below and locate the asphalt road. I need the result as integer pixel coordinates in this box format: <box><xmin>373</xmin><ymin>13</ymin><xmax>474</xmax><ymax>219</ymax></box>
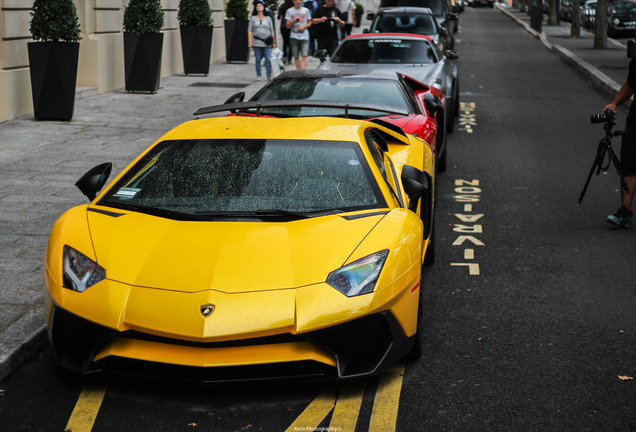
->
<box><xmin>1</xmin><ymin>6</ymin><xmax>635</xmax><ymax>432</ymax></box>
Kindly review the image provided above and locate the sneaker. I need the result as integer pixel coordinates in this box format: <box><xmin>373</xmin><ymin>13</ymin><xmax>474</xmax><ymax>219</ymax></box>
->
<box><xmin>607</xmin><ymin>207</ymin><xmax>633</xmax><ymax>228</ymax></box>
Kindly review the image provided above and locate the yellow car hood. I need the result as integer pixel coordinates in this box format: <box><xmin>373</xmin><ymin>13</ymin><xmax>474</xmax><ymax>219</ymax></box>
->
<box><xmin>88</xmin><ymin>209</ymin><xmax>385</xmax><ymax>294</ymax></box>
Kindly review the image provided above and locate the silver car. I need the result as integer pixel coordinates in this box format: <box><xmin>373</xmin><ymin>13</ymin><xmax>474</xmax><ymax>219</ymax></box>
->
<box><xmin>318</xmin><ymin>33</ymin><xmax>459</xmax><ymax>134</ymax></box>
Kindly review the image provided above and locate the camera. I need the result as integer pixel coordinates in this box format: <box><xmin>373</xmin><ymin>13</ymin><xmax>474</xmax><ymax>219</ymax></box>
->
<box><xmin>590</xmin><ymin>109</ymin><xmax>614</xmax><ymax>124</ymax></box>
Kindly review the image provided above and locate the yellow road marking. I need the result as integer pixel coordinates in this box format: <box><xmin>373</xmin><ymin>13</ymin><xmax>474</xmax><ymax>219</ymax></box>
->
<box><xmin>285</xmin><ymin>387</ymin><xmax>336</xmax><ymax>432</ymax></box>
<box><xmin>330</xmin><ymin>380</ymin><xmax>367</xmax><ymax>431</ymax></box>
<box><xmin>65</xmin><ymin>379</ymin><xmax>107</xmax><ymax>432</ymax></box>
<box><xmin>368</xmin><ymin>364</ymin><xmax>405</xmax><ymax>431</ymax></box>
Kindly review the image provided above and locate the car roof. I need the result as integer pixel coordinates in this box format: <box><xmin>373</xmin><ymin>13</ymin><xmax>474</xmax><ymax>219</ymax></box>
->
<box><xmin>345</xmin><ymin>32</ymin><xmax>434</xmax><ymax>42</ymax></box>
<box><xmin>376</xmin><ymin>6</ymin><xmax>435</xmax><ymax>14</ymax></box>
<box><xmin>160</xmin><ymin>116</ymin><xmax>412</xmax><ymax>150</ymax></box>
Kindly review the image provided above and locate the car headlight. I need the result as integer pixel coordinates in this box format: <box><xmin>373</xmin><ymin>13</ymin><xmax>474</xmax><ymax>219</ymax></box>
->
<box><xmin>326</xmin><ymin>250</ymin><xmax>389</xmax><ymax>297</ymax></box>
<box><xmin>63</xmin><ymin>246</ymin><xmax>106</xmax><ymax>292</ymax></box>
<box><xmin>614</xmin><ymin>18</ymin><xmax>620</xmax><ymax>25</ymax></box>
<box><xmin>431</xmin><ymin>79</ymin><xmax>443</xmax><ymax>90</ymax></box>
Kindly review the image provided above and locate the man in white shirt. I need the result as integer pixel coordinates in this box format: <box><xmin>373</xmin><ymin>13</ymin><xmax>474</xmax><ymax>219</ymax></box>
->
<box><xmin>285</xmin><ymin>0</ymin><xmax>312</xmax><ymax>70</ymax></box>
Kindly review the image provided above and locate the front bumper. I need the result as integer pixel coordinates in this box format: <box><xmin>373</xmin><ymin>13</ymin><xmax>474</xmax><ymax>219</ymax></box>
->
<box><xmin>47</xmin><ymin>305</ymin><xmax>416</xmax><ymax>381</ymax></box>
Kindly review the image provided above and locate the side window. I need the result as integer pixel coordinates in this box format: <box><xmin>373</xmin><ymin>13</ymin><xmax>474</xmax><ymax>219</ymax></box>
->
<box><xmin>364</xmin><ymin>132</ymin><xmax>403</xmax><ymax>207</ymax></box>
<box><xmin>364</xmin><ymin>132</ymin><xmax>386</xmax><ymax>178</ymax></box>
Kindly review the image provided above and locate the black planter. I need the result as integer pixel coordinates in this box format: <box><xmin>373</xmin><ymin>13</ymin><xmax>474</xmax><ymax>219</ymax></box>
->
<box><xmin>224</xmin><ymin>19</ymin><xmax>249</xmax><ymax>63</ymax></box>
<box><xmin>124</xmin><ymin>32</ymin><xmax>164</xmax><ymax>93</ymax></box>
<box><xmin>27</xmin><ymin>42</ymin><xmax>79</xmax><ymax>121</ymax></box>
<box><xmin>180</xmin><ymin>25</ymin><xmax>213</xmax><ymax>75</ymax></box>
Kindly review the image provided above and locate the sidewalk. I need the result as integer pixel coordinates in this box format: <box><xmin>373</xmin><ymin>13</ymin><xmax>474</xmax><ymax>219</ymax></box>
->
<box><xmin>0</xmin><ymin>9</ymin><xmax>630</xmax><ymax>382</ymax></box>
<box><xmin>497</xmin><ymin>3</ymin><xmax>631</xmax><ymax>101</ymax></box>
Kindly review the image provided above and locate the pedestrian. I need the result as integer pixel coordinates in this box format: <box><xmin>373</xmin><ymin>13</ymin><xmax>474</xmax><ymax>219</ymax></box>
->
<box><xmin>248</xmin><ymin>1</ymin><xmax>276</xmax><ymax>81</ymax></box>
<box><xmin>303</xmin><ymin>0</ymin><xmax>319</xmax><ymax>56</ymax></box>
<box><xmin>602</xmin><ymin>56</ymin><xmax>636</xmax><ymax>228</ymax></box>
<box><xmin>335</xmin><ymin>0</ymin><xmax>355</xmax><ymax>38</ymax></box>
<box><xmin>278</xmin><ymin>0</ymin><xmax>294</xmax><ymax>65</ymax></box>
<box><xmin>312</xmin><ymin>0</ymin><xmax>345</xmax><ymax>57</ymax></box>
<box><xmin>285</xmin><ymin>0</ymin><xmax>312</xmax><ymax>70</ymax></box>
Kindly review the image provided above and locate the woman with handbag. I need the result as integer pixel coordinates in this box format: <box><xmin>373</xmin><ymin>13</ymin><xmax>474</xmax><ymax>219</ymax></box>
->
<box><xmin>248</xmin><ymin>1</ymin><xmax>276</xmax><ymax>81</ymax></box>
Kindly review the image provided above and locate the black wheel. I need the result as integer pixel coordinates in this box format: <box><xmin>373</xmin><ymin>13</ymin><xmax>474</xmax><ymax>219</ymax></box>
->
<box><xmin>437</xmin><ymin>146</ymin><xmax>447</xmax><ymax>173</ymax></box>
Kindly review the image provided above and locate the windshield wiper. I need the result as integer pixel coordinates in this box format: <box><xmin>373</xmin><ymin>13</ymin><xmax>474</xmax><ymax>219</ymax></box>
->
<box><xmin>194</xmin><ymin>209</ymin><xmax>343</xmax><ymax>219</ymax></box>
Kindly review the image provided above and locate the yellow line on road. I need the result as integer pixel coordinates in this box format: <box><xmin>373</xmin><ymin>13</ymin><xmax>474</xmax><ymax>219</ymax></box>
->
<box><xmin>65</xmin><ymin>379</ymin><xmax>107</xmax><ymax>432</ymax></box>
<box><xmin>330</xmin><ymin>379</ymin><xmax>366</xmax><ymax>432</ymax></box>
<box><xmin>285</xmin><ymin>387</ymin><xmax>336</xmax><ymax>432</ymax></box>
<box><xmin>368</xmin><ymin>363</ymin><xmax>405</xmax><ymax>431</ymax></box>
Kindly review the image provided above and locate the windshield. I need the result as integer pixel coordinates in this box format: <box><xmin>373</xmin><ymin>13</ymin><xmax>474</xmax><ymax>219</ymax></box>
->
<box><xmin>380</xmin><ymin>0</ymin><xmax>444</xmax><ymax>15</ymax></box>
<box><xmin>98</xmin><ymin>139</ymin><xmax>385</xmax><ymax>220</ymax></box>
<box><xmin>612</xmin><ymin>2</ymin><xmax>636</xmax><ymax>13</ymax></box>
<box><xmin>370</xmin><ymin>13</ymin><xmax>437</xmax><ymax>35</ymax></box>
<box><xmin>332</xmin><ymin>38</ymin><xmax>437</xmax><ymax>64</ymax></box>
<box><xmin>251</xmin><ymin>77</ymin><xmax>413</xmax><ymax>117</ymax></box>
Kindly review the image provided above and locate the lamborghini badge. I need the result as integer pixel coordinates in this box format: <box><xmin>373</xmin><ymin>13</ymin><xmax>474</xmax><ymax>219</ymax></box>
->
<box><xmin>200</xmin><ymin>304</ymin><xmax>215</xmax><ymax>317</ymax></box>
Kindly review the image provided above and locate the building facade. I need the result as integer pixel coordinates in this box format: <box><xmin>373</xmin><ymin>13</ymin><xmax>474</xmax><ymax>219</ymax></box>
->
<box><xmin>0</xmin><ymin>0</ymin><xmax>227</xmax><ymax>122</ymax></box>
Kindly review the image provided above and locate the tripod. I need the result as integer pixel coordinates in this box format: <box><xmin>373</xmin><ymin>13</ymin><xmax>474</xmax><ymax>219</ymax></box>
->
<box><xmin>578</xmin><ymin>119</ymin><xmax>630</xmax><ymax>204</ymax></box>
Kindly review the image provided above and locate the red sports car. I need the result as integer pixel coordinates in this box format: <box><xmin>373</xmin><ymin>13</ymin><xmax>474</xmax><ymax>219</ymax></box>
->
<box><xmin>223</xmin><ymin>70</ymin><xmax>448</xmax><ymax>171</ymax></box>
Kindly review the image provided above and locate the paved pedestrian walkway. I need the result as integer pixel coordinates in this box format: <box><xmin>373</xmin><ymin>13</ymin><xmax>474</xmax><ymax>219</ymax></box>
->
<box><xmin>0</xmin><ymin>6</ymin><xmax>632</xmax><ymax>382</ymax></box>
<box><xmin>498</xmin><ymin>3</ymin><xmax>632</xmax><ymax>101</ymax></box>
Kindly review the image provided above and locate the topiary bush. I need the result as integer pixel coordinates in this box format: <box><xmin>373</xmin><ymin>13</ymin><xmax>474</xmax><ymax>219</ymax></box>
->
<box><xmin>29</xmin><ymin>0</ymin><xmax>81</xmax><ymax>42</ymax></box>
<box><xmin>226</xmin><ymin>0</ymin><xmax>250</xmax><ymax>20</ymax></box>
<box><xmin>178</xmin><ymin>0</ymin><xmax>214</xmax><ymax>26</ymax></box>
<box><xmin>123</xmin><ymin>0</ymin><xmax>165</xmax><ymax>34</ymax></box>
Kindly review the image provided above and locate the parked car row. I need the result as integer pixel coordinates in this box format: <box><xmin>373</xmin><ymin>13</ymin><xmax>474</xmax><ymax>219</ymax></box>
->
<box><xmin>42</xmin><ymin>2</ymin><xmax>464</xmax><ymax>382</ymax></box>
<box><xmin>558</xmin><ymin>0</ymin><xmax>636</xmax><ymax>38</ymax></box>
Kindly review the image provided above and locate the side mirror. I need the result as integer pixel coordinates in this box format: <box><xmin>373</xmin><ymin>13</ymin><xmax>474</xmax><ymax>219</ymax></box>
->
<box><xmin>315</xmin><ymin>49</ymin><xmax>329</xmax><ymax>62</ymax></box>
<box><xmin>440</xmin><ymin>27</ymin><xmax>448</xmax><ymax>36</ymax></box>
<box><xmin>224</xmin><ymin>91</ymin><xmax>245</xmax><ymax>104</ymax></box>
<box><xmin>401</xmin><ymin>165</ymin><xmax>433</xmax><ymax>238</ymax></box>
<box><xmin>424</xmin><ymin>92</ymin><xmax>442</xmax><ymax>118</ymax></box>
<box><xmin>444</xmin><ymin>50</ymin><xmax>459</xmax><ymax>60</ymax></box>
<box><xmin>75</xmin><ymin>163</ymin><xmax>112</xmax><ymax>202</ymax></box>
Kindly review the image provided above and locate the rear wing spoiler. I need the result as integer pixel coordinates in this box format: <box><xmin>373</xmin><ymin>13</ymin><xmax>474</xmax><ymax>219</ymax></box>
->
<box><xmin>193</xmin><ymin>100</ymin><xmax>409</xmax><ymax>119</ymax></box>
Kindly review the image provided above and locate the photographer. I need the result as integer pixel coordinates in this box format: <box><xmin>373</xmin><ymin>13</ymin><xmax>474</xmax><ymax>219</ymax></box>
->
<box><xmin>602</xmin><ymin>57</ymin><xmax>636</xmax><ymax>228</ymax></box>
<box><xmin>312</xmin><ymin>0</ymin><xmax>345</xmax><ymax>56</ymax></box>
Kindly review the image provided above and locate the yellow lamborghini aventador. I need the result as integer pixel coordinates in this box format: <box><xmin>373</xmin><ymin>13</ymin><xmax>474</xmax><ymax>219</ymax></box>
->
<box><xmin>44</xmin><ymin>101</ymin><xmax>435</xmax><ymax>381</ymax></box>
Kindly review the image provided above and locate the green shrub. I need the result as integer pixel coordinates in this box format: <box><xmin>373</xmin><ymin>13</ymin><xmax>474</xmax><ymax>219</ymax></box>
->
<box><xmin>178</xmin><ymin>0</ymin><xmax>213</xmax><ymax>26</ymax></box>
<box><xmin>354</xmin><ymin>2</ymin><xmax>364</xmax><ymax>14</ymax></box>
<box><xmin>226</xmin><ymin>0</ymin><xmax>250</xmax><ymax>20</ymax></box>
<box><xmin>29</xmin><ymin>0</ymin><xmax>81</xmax><ymax>42</ymax></box>
<box><xmin>123</xmin><ymin>0</ymin><xmax>165</xmax><ymax>34</ymax></box>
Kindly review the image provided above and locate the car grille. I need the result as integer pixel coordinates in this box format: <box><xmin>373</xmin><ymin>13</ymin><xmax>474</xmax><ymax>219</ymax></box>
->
<box><xmin>50</xmin><ymin>307</ymin><xmax>409</xmax><ymax>380</ymax></box>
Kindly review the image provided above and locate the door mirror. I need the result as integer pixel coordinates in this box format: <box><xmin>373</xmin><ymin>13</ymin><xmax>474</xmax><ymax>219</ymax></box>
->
<box><xmin>224</xmin><ymin>92</ymin><xmax>245</xmax><ymax>104</ymax></box>
<box><xmin>401</xmin><ymin>165</ymin><xmax>433</xmax><ymax>238</ymax></box>
<box><xmin>444</xmin><ymin>50</ymin><xmax>459</xmax><ymax>60</ymax></box>
<box><xmin>75</xmin><ymin>163</ymin><xmax>112</xmax><ymax>202</ymax></box>
<box><xmin>314</xmin><ymin>49</ymin><xmax>329</xmax><ymax>62</ymax></box>
<box><xmin>424</xmin><ymin>92</ymin><xmax>442</xmax><ymax>117</ymax></box>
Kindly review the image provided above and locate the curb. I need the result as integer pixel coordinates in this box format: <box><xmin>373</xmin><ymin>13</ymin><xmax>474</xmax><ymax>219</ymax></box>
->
<box><xmin>496</xmin><ymin>4</ymin><xmax>626</xmax><ymax>103</ymax></box>
<box><xmin>0</xmin><ymin>301</ymin><xmax>47</xmax><ymax>383</ymax></box>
